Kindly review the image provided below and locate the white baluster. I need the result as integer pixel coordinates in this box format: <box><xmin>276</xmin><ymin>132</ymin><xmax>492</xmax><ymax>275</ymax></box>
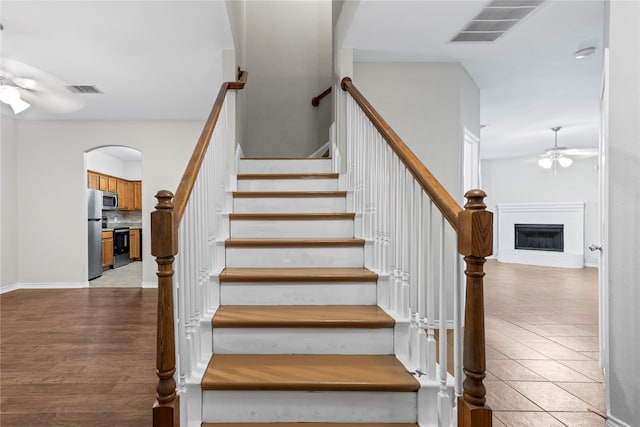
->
<box><xmin>408</xmin><ymin>179</ymin><xmax>419</xmax><ymax>368</ymax></box>
<box><xmin>437</xmin><ymin>214</ymin><xmax>451</xmax><ymax>427</ymax></box>
<box><xmin>417</xmin><ymin>191</ymin><xmax>428</xmax><ymax>376</ymax></box>
<box><xmin>426</xmin><ymin>200</ymin><xmax>437</xmax><ymax>381</ymax></box>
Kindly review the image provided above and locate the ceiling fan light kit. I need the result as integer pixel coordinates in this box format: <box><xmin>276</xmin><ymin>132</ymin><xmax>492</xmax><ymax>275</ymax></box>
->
<box><xmin>0</xmin><ymin>84</ymin><xmax>31</xmax><ymax>114</ymax></box>
<box><xmin>538</xmin><ymin>126</ymin><xmax>574</xmax><ymax>172</ymax></box>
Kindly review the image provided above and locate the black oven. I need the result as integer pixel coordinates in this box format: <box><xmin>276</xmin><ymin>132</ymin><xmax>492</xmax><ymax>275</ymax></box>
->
<box><xmin>113</xmin><ymin>227</ymin><xmax>130</xmax><ymax>268</ymax></box>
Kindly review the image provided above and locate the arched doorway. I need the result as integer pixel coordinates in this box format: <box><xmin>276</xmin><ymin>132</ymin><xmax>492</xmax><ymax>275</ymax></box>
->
<box><xmin>85</xmin><ymin>146</ymin><xmax>143</xmax><ymax>287</ymax></box>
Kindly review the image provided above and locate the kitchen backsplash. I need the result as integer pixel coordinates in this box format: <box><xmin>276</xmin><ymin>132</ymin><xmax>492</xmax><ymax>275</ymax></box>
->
<box><xmin>104</xmin><ymin>210</ymin><xmax>142</xmax><ymax>227</ymax></box>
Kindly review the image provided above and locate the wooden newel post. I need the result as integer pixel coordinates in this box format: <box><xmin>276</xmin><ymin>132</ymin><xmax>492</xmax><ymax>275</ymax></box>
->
<box><xmin>152</xmin><ymin>190</ymin><xmax>180</xmax><ymax>427</ymax></box>
<box><xmin>457</xmin><ymin>189</ymin><xmax>493</xmax><ymax>427</ymax></box>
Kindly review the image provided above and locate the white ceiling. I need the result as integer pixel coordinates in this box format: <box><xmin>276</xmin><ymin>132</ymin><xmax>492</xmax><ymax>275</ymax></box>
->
<box><xmin>0</xmin><ymin>1</ymin><xmax>234</xmax><ymax>121</ymax></box>
<box><xmin>96</xmin><ymin>146</ymin><xmax>142</xmax><ymax>162</ymax></box>
<box><xmin>344</xmin><ymin>0</ymin><xmax>604</xmax><ymax>159</ymax></box>
<box><xmin>1</xmin><ymin>1</ymin><xmax>604</xmax><ymax>160</ymax></box>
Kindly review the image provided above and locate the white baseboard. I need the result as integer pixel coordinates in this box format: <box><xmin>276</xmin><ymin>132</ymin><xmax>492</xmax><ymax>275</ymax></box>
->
<box><xmin>142</xmin><ymin>281</ymin><xmax>158</xmax><ymax>288</ymax></box>
<box><xmin>0</xmin><ymin>283</ymin><xmax>19</xmax><ymax>294</ymax></box>
<box><xmin>607</xmin><ymin>414</ymin><xmax>633</xmax><ymax>427</ymax></box>
<box><xmin>7</xmin><ymin>282</ymin><xmax>89</xmax><ymax>292</ymax></box>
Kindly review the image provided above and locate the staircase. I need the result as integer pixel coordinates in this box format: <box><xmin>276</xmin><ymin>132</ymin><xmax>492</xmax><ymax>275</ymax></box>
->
<box><xmin>201</xmin><ymin>157</ymin><xmax>419</xmax><ymax>425</ymax></box>
<box><xmin>150</xmin><ymin>72</ymin><xmax>493</xmax><ymax>427</ymax></box>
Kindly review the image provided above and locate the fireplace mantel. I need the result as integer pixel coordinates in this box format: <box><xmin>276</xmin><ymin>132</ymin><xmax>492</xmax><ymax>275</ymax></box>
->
<box><xmin>496</xmin><ymin>202</ymin><xmax>585</xmax><ymax>268</ymax></box>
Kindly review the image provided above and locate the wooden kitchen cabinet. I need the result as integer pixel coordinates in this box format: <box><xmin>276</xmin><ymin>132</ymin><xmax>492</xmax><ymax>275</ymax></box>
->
<box><xmin>88</xmin><ymin>172</ymin><xmax>99</xmax><ymax>190</ymax></box>
<box><xmin>98</xmin><ymin>175</ymin><xmax>108</xmax><ymax>191</ymax></box>
<box><xmin>130</xmin><ymin>229</ymin><xmax>141</xmax><ymax>261</ymax></box>
<box><xmin>116</xmin><ymin>179</ymin><xmax>130</xmax><ymax>210</ymax></box>
<box><xmin>108</xmin><ymin>177</ymin><xmax>118</xmax><ymax>193</ymax></box>
<box><xmin>132</xmin><ymin>181</ymin><xmax>142</xmax><ymax>210</ymax></box>
<box><xmin>87</xmin><ymin>171</ymin><xmax>142</xmax><ymax>211</ymax></box>
<box><xmin>102</xmin><ymin>230</ymin><xmax>113</xmax><ymax>270</ymax></box>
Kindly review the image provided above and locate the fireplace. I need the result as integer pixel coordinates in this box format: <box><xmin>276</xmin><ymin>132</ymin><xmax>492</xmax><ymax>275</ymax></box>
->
<box><xmin>497</xmin><ymin>202</ymin><xmax>584</xmax><ymax>268</ymax></box>
<box><xmin>514</xmin><ymin>224</ymin><xmax>564</xmax><ymax>252</ymax></box>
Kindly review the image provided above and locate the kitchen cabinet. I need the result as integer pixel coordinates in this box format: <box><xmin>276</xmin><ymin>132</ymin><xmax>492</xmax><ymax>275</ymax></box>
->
<box><xmin>116</xmin><ymin>179</ymin><xmax>130</xmax><ymax>210</ymax></box>
<box><xmin>102</xmin><ymin>230</ymin><xmax>113</xmax><ymax>270</ymax></box>
<box><xmin>130</xmin><ymin>229</ymin><xmax>141</xmax><ymax>261</ymax></box>
<box><xmin>108</xmin><ymin>177</ymin><xmax>118</xmax><ymax>193</ymax></box>
<box><xmin>88</xmin><ymin>172</ymin><xmax>99</xmax><ymax>190</ymax></box>
<box><xmin>132</xmin><ymin>181</ymin><xmax>142</xmax><ymax>210</ymax></box>
<box><xmin>87</xmin><ymin>171</ymin><xmax>142</xmax><ymax>211</ymax></box>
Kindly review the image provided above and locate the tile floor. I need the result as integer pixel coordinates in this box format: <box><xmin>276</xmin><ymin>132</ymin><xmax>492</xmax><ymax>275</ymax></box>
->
<box><xmin>484</xmin><ymin>260</ymin><xmax>606</xmax><ymax>426</ymax></box>
<box><xmin>88</xmin><ymin>261</ymin><xmax>142</xmax><ymax>287</ymax></box>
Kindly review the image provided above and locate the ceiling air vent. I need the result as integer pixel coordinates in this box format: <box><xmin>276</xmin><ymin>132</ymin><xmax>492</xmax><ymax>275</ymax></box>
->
<box><xmin>66</xmin><ymin>85</ymin><xmax>103</xmax><ymax>94</ymax></box>
<box><xmin>450</xmin><ymin>0</ymin><xmax>545</xmax><ymax>43</ymax></box>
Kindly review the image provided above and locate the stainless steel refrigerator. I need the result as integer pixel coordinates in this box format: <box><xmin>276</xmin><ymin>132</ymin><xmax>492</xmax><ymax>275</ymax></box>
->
<box><xmin>87</xmin><ymin>189</ymin><xmax>103</xmax><ymax>280</ymax></box>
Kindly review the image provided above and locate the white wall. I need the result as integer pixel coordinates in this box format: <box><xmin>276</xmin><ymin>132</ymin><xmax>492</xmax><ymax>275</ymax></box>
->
<box><xmin>606</xmin><ymin>1</ymin><xmax>640</xmax><ymax>425</ymax></box>
<box><xmin>353</xmin><ymin>62</ymin><xmax>480</xmax><ymax>199</ymax></box>
<box><xmin>15</xmin><ymin>120</ymin><xmax>201</xmax><ymax>286</ymax></box>
<box><xmin>1</xmin><ymin>115</ymin><xmax>19</xmax><ymax>290</ymax></box>
<box><xmin>87</xmin><ymin>150</ymin><xmax>141</xmax><ymax>181</ymax></box>
<box><xmin>243</xmin><ymin>0</ymin><xmax>332</xmax><ymax>157</ymax></box>
<box><xmin>482</xmin><ymin>156</ymin><xmax>599</xmax><ymax>267</ymax></box>
<box><xmin>226</xmin><ymin>0</ymin><xmax>247</xmax><ymax>153</ymax></box>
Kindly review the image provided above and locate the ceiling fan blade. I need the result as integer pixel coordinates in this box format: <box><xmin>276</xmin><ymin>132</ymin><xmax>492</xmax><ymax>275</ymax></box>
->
<box><xmin>19</xmin><ymin>88</ymin><xmax>85</xmax><ymax>113</ymax></box>
<box><xmin>563</xmin><ymin>148</ymin><xmax>599</xmax><ymax>157</ymax></box>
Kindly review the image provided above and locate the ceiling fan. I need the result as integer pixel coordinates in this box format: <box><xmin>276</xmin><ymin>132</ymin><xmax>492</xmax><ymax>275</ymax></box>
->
<box><xmin>0</xmin><ymin>57</ymin><xmax>86</xmax><ymax>115</ymax></box>
<box><xmin>537</xmin><ymin>126</ymin><xmax>598</xmax><ymax>170</ymax></box>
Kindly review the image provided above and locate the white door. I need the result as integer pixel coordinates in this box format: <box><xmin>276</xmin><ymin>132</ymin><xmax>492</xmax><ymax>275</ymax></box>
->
<box><xmin>462</xmin><ymin>128</ymin><xmax>480</xmax><ymax>197</ymax></box>
<box><xmin>594</xmin><ymin>47</ymin><xmax>609</xmax><ymax>409</ymax></box>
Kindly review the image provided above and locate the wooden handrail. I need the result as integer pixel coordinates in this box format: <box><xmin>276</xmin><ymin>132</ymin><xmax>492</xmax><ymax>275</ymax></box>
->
<box><xmin>341</xmin><ymin>77</ymin><xmax>461</xmax><ymax>229</ymax></box>
<box><xmin>152</xmin><ymin>69</ymin><xmax>248</xmax><ymax>427</ymax></box>
<box><xmin>311</xmin><ymin>86</ymin><xmax>332</xmax><ymax>107</ymax></box>
<box><xmin>341</xmin><ymin>76</ymin><xmax>492</xmax><ymax>427</ymax></box>
<box><xmin>173</xmin><ymin>69</ymin><xmax>248</xmax><ymax>223</ymax></box>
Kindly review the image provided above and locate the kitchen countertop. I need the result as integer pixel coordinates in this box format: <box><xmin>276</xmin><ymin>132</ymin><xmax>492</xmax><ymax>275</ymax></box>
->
<box><xmin>102</xmin><ymin>223</ymin><xmax>142</xmax><ymax>231</ymax></box>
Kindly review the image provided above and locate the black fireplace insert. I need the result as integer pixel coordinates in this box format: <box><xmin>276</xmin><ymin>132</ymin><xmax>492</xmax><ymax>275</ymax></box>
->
<box><xmin>514</xmin><ymin>224</ymin><xmax>564</xmax><ymax>252</ymax></box>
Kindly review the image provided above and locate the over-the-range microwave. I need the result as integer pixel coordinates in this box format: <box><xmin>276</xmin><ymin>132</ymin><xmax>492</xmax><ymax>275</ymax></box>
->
<box><xmin>102</xmin><ymin>191</ymin><xmax>118</xmax><ymax>210</ymax></box>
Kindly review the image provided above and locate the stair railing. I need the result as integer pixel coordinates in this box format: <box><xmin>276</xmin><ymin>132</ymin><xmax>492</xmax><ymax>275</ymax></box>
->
<box><xmin>341</xmin><ymin>77</ymin><xmax>492</xmax><ymax>427</ymax></box>
<box><xmin>311</xmin><ymin>86</ymin><xmax>332</xmax><ymax>106</ymax></box>
<box><xmin>151</xmin><ymin>69</ymin><xmax>247</xmax><ymax>427</ymax></box>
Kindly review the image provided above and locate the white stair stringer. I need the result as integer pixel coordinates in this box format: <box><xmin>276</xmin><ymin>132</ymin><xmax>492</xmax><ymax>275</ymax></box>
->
<box><xmin>202</xmin><ymin>390</ymin><xmax>417</xmax><ymax>423</ymax></box>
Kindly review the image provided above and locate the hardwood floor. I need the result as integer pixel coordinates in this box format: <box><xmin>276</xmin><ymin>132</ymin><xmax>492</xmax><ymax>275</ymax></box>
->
<box><xmin>0</xmin><ymin>261</ymin><xmax>603</xmax><ymax>426</ymax></box>
<box><xmin>0</xmin><ymin>288</ymin><xmax>156</xmax><ymax>426</ymax></box>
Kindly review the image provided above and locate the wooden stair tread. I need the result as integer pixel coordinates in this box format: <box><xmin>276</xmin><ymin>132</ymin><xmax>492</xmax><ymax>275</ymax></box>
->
<box><xmin>203</xmin><ymin>424</ymin><xmax>418</xmax><ymax>427</ymax></box>
<box><xmin>230</xmin><ymin>213</ymin><xmax>355</xmax><ymax>220</ymax></box>
<box><xmin>237</xmin><ymin>173</ymin><xmax>338</xmax><ymax>180</ymax></box>
<box><xmin>201</xmin><ymin>354</ymin><xmax>419</xmax><ymax>391</ymax></box>
<box><xmin>240</xmin><ymin>157</ymin><xmax>331</xmax><ymax>160</ymax></box>
<box><xmin>233</xmin><ymin>191</ymin><xmax>346</xmax><ymax>198</ymax></box>
<box><xmin>213</xmin><ymin>305</ymin><xmax>394</xmax><ymax>328</ymax></box>
<box><xmin>220</xmin><ymin>267</ymin><xmax>378</xmax><ymax>282</ymax></box>
<box><xmin>226</xmin><ymin>238</ymin><xmax>364</xmax><ymax>248</ymax></box>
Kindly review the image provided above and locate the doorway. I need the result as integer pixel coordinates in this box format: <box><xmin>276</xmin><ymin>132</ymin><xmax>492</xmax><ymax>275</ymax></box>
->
<box><xmin>85</xmin><ymin>146</ymin><xmax>143</xmax><ymax>287</ymax></box>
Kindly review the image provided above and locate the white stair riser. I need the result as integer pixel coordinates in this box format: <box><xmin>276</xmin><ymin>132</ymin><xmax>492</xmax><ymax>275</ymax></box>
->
<box><xmin>230</xmin><ymin>219</ymin><xmax>354</xmax><ymax>238</ymax></box>
<box><xmin>213</xmin><ymin>328</ymin><xmax>393</xmax><ymax>354</ymax></box>
<box><xmin>226</xmin><ymin>247</ymin><xmax>363</xmax><ymax>268</ymax></box>
<box><xmin>239</xmin><ymin>159</ymin><xmax>332</xmax><ymax>174</ymax></box>
<box><xmin>220</xmin><ymin>282</ymin><xmax>377</xmax><ymax>305</ymax></box>
<box><xmin>238</xmin><ymin>179</ymin><xmax>338</xmax><ymax>192</ymax></box>
<box><xmin>202</xmin><ymin>390</ymin><xmax>417</xmax><ymax>423</ymax></box>
<box><xmin>234</xmin><ymin>197</ymin><xmax>346</xmax><ymax>213</ymax></box>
